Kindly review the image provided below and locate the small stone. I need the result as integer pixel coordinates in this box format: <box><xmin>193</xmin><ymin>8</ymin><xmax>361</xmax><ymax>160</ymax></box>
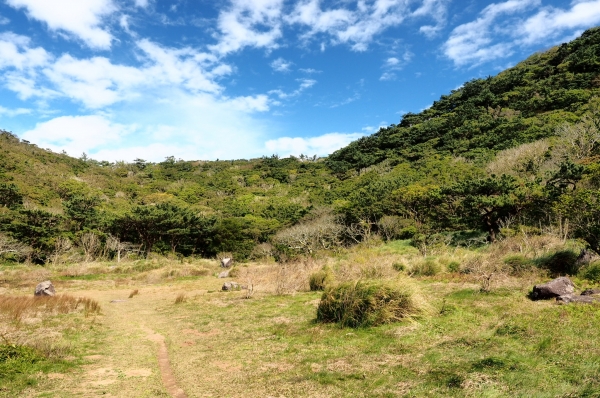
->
<box><xmin>220</xmin><ymin>258</ymin><xmax>233</xmax><ymax>268</ymax></box>
<box><xmin>34</xmin><ymin>280</ymin><xmax>56</xmax><ymax>297</ymax></box>
<box><xmin>218</xmin><ymin>270</ymin><xmax>230</xmax><ymax>278</ymax></box>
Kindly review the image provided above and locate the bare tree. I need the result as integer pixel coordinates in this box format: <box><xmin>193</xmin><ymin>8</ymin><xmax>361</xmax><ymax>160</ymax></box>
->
<box><xmin>272</xmin><ymin>212</ymin><xmax>344</xmax><ymax>257</ymax></box>
<box><xmin>52</xmin><ymin>237</ymin><xmax>72</xmax><ymax>265</ymax></box>
<box><xmin>79</xmin><ymin>232</ymin><xmax>101</xmax><ymax>262</ymax></box>
<box><xmin>0</xmin><ymin>234</ymin><xmax>32</xmax><ymax>260</ymax></box>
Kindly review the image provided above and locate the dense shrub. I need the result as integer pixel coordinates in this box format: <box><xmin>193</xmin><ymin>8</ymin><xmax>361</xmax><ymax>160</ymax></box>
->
<box><xmin>447</xmin><ymin>261</ymin><xmax>461</xmax><ymax>273</ymax></box>
<box><xmin>309</xmin><ymin>269</ymin><xmax>333</xmax><ymax>291</ymax></box>
<box><xmin>316</xmin><ymin>280</ymin><xmax>427</xmax><ymax>327</ymax></box>
<box><xmin>580</xmin><ymin>261</ymin><xmax>600</xmax><ymax>282</ymax></box>
<box><xmin>535</xmin><ymin>250</ymin><xmax>581</xmax><ymax>276</ymax></box>
<box><xmin>503</xmin><ymin>254</ymin><xmax>535</xmax><ymax>275</ymax></box>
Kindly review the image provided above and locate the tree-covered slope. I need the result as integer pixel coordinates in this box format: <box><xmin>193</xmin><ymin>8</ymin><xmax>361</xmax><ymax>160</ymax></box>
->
<box><xmin>327</xmin><ymin>27</ymin><xmax>600</xmax><ymax>175</ymax></box>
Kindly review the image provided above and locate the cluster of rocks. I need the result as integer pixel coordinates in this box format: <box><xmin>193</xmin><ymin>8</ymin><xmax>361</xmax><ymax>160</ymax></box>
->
<box><xmin>532</xmin><ymin>277</ymin><xmax>600</xmax><ymax>304</ymax></box>
<box><xmin>221</xmin><ymin>281</ymin><xmax>248</xmax><ymax>291</ymax></box>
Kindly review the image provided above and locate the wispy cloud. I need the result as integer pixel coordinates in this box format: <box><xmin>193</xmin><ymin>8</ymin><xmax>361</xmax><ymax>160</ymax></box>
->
<box><xmin>380</xmin><ymin>50</ymin><xmax>413</xmax><ymax>80</ymax></box>
<box><xmin>270</xmin><ymin>57</ymin><xmax>293</xmax><ymax>72</ymax></box>
<box><xmin>269</xmin><ymin>78</ymin><xmax>316</xmax><ymax>99</ymax></box>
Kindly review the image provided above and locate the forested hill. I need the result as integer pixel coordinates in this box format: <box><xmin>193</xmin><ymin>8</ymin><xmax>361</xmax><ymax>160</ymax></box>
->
<box><xmin>2</xmin><ymin>27</ymin><xmax>600</xmax><ymax>264</ymax></box>
<box><xmin>327</xmin><ymin>27</ymin><xmax>600</xmax><ymax>175</ymax></box>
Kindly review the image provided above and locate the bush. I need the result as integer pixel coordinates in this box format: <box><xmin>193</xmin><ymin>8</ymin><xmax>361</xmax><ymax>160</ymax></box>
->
<box><xmin>309</xmin><ymin>269</ymin><xmax>333</xmax><ymax>291</ymax></box>
<box><xmin>535</xmin><ymin>250</ymin><xmax>580</xmax><ymax>276</ymax></box>
<box><xmin>410</xmin><ymin>258</ymin><xmax>441</xmax><ymax>277</ymax></box>
<box><xmin>447</xmin><ymin>261</ymin><xmax>460</xmax><ymax>273</ymax></box>
<box><xmin>503</xmin><ymin>255</ymin><xmax>535</xmax><ymax>275</ymax></box>
<box><xmin>580</xmin><ymin>261</ymin><xmax>600</xmax><ymax>283</ymax></box>
<box><xmin>316</xmin><ymin>280</ymin><xmax>427</xmax><ymax>328</ymax></box>
<box><xmin>392</xmin><ymin>262</ymin><xmax>406</xmax><ymax>272</ymax></box>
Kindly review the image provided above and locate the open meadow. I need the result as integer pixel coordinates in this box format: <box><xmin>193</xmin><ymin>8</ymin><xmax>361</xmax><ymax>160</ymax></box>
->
<box><xmin>2</xmin><ymin>236</ymin><xmax>600</xmax><ymax>398</ymax></box>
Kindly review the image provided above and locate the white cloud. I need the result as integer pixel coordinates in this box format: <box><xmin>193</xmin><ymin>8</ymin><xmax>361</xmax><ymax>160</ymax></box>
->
<box><xmin>6</xmin><ymin>0</ymin><xmax>117</xmax><ymax>49</ymax></box>
<box><xmin>520</xmin><ymin>0</ymin><xmax>600</xmax><ymax>44</ymax></box>
<box><xmin>443</xmin><ymin>0</ymin><xmax>600</xmax><ymax>67</ymax></box>
<box><xmin>265</xmin><ymin>132</ymin><xmax>365</xmax><ymax>157</ymax></box>
<box><xmin>0</xmin><ymin>34</ymin><xmax>234</xmax><ymax>108</ymax></box>
<box><xmin>134</xmin><ymin>0</ymin><xmax>149</xmax><ymax>7</ymax></box>
<box><xmin>380</xmin><ymin>72</ymin><xmax>396</xmax><ymax>81</ymax></box>
<box><xmin>209</xmin><ymin>0</ymin><xmax>284</xmax><ymax>55</ymax></box>
<box><xmin>299</xmin><ymin>68</ymin><xmax>322</xmax><ymax>74</ymax></box>
<box><xmin>270</xmin><ymin>57</ymin><xmax>293</xmax><ymax>72</ymax></box>
<box><xmin>0</xmin><ymin>16</ymin><xmax>10</xmax><ymax>25</ymax></box>
<box><xmin>288</xmin><ymin>0</ymin><xmax>447</xmax><ymax>51</ymax></box>
<box><xmin>21</xmin><ymin>115</ymin><xmax>127</xmax><ymax>156</ymax></box>
<box><xmin>0</xmin><ymin>32</ymin><xmax>51</xmax><ymax>70</ymax></box>
<box><xmin>443</xmin><ymin>0</ymin><xmax>540</xmax><ymax>66</ymax></box>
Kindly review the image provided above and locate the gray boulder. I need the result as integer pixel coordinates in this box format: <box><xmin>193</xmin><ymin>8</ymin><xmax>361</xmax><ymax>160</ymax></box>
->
<box><xmin>34</xmin><ymin>280</ymin><xmax>56</xmax><ymax>297</ymax></box>
<box><xmin>581</xmin><ymin>288</ymin><xmax>600</xmax><ymax>296</ymax></box>
<box><xmin>218</xmin><ymin>270</ymin><xmax>231</xmax><ymax>278</ymax></box>
<box><xmin>222</xmin><ymin>281</ymin><xmax>240</xmax><ymax>291</ymax></box>
<box><xmin>531</xmin><ymin>277</ymin><xmax>575</xmax><ymax>300</ymax></box>
<box><xmin>557</xmin><ymin>294</ymin><xmax>599</xmax><ymax>304</ymax></box>
<box><xmin>576</xmin><ymin>249</ymin><xmax>600</xmax><ymax>266</ymax></box>
<box><xmin>221</xmin><ymin>257</ymin><xmax>233</xmax><ymax>268</ymax></box>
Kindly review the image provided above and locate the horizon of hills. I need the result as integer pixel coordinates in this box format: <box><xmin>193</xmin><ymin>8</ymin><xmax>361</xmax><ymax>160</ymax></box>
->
<box><xmin>1</xmin><ymin>26</ymin><xmax>600</xmax><ymax>263</ymax></box>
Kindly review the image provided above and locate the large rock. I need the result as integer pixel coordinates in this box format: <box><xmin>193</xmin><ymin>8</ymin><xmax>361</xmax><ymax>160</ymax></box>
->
<box><xmin>576</xmin><ymin>249</ymin><xmax>600</xmax><ymax>266</ymax></box>
<box><xmin>531</xmin><ymin>277</ymin><xmax>575</xmax><ymax>300</ymax></box>
<box><xmin>34</xmin><ymin>280</ymin><xmax>56</xmax><ymax>297</ymax></box>
<box><xmin>221</xmin><ymin>257</ymin><xmax>233</xmax><ymax>268</ymax></box>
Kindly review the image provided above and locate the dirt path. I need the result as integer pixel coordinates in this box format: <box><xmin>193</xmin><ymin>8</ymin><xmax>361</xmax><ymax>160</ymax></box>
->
<box><xmin>37</xmin><ymin>284</ymin><xmax>202</xmax><ymax>398</ymax></box>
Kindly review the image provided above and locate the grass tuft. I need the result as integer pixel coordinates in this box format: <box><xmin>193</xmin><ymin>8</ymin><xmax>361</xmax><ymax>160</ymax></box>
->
<box><xmin>316</xmin><ymin>279</ymin><xmax>428</xmax><ymax>328</ymax></box>
<box><xmin>174</xmin><ymin>293</ymin><xmax>186</xmax><ymax>304</ymax></box>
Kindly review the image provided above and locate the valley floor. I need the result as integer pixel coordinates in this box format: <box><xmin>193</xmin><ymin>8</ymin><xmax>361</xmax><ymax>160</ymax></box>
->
<box><xmin>2</xmin><ymin>255</ymin><xmax>600</xmax><ymax>397</ymax></box>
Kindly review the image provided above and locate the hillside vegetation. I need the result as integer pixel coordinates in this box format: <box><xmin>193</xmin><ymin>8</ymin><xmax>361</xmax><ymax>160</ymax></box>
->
<box><xmin>1</xmin><ymin>27</ymin><xmax>600</xmax><ymax>265</ymax></box>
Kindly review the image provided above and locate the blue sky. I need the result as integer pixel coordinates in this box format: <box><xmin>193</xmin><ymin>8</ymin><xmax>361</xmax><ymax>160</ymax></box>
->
<box><xmin>0</xmin><ymin>0</ymin><xmax>599</xmax><ymax>162</ymax></box>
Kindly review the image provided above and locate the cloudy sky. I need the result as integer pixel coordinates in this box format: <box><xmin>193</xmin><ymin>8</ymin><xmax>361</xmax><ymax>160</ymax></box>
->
<box><xmin>0</xmin><ymin>0</ymin><xmax>599</xmax><ymax>161</ymax></box>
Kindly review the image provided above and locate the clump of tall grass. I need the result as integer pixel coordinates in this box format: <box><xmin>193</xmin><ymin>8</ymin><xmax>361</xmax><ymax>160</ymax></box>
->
<box><xmin>316</xmin><ymin>279</ymin><xmax>429</xmax><ymax>328</ymax></box>
<box><xmin>0</xmin><ymin>294</ymin><xmax>101</xmax><ymax>323</ymax></box>
<box><xmin>174</xmin><ymin>293</ymin><xmax>187</xmax><ymax>304</ymax></box>
<box><xmin>409</xmin><ymin>257</ymin><xmax>441</xmax><ymax>277</ymax></box>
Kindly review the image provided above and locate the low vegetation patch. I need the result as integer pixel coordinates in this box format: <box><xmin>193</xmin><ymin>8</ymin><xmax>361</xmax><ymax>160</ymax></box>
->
<box><xmin>309</xmin><ymin>269</ymin><xmax>333</xmax><ymax>291</ymax></box>
<box><xmin>316</xmin><ymin>279</ymin><xmax>428</xmax><ymax>327</ymax></box>
<box><xmin>0</xmin><ymin>294</ymin><xmax>101</xmax><ymax>323</ymax></box>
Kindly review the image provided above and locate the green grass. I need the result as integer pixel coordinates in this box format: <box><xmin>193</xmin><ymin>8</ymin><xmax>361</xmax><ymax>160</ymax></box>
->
<box><xmin>164</xmin><ymin>284</ymin><xmax>600</xmax><ymax>397</ymax></box>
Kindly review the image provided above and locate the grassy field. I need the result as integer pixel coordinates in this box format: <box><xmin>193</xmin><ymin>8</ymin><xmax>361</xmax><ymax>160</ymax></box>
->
<box><xmin>1</xmin><ymin>237</ymin><xmax>600</xmax><ymax>397</ymax></box>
